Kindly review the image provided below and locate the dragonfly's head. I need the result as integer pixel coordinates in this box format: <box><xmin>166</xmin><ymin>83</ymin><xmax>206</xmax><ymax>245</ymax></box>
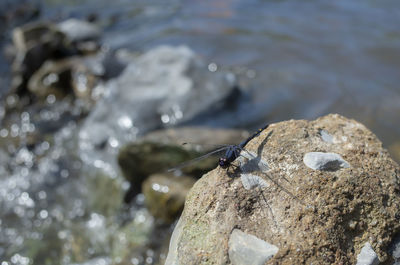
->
<box><xmin>218</xmin><ymin>157</ymin><xmax>229</xmax><ymax>168</ymax></box>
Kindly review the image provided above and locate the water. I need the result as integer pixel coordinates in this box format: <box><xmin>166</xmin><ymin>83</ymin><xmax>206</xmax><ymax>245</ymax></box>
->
<box><xmin>2</xmin><ymin>0</ymin><xmax>400</xmax><ymax>142</ymax></box>
<box><xmin>1</xmin><ymin>0</ymin><xmax>400</xmax><ymax>264</ymax></box>
<box><xmin>104</xmin><ymin>0</ymin><xmax>400</xmax><ymax>143</ymax></box>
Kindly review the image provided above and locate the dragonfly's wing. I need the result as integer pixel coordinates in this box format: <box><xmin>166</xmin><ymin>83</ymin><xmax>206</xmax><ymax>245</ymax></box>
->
<box><xmin>236</xmin><ymin>144</ymin><xmax>291</xmax><ymax>182</ymax></box>
<box><xmin>167</xmin><ymin>146</ymin><xmax>229</xmax><ymax>172</ymax></box>
<box><xmin>182</xmin><ymin>142</ymin><xmax>231</xmax><ymax>148</ymax></box>
<box><xmin>234</xmin><ymin>147</ymin><xmax>267</xmax><ymax>170</ymax></box>
<box><xmin>260</xmin><ymin>171</ymin><xmax>305</xmax><ymax>205</ymax></box>
<box><xmin>236</xmin><ymin>148</ymin><xmax>260</xmax><ymax>163</ymax></box>
<box><xmin>235</xmin><ymin>147</ymin><xmax>305</xmax><ymax>205</ymax></box>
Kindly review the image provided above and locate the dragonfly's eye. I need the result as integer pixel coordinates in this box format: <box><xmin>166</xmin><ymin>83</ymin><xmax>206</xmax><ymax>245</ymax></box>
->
<box><xmin>219</xmin><ymin>158</ymin><xmax>228</xmax><ymax>168</ymax></box>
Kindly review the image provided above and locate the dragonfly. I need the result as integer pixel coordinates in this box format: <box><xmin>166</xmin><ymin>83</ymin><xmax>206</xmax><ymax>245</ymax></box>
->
<box><xmin>168</xmin><ymin>124</ymin><xmax>270</xmax><ymax>172</ymax></box>
<box><xmin>168</xmin><ymin>124</ymin><xmax>306</xmax><ymax>206</ymax></box>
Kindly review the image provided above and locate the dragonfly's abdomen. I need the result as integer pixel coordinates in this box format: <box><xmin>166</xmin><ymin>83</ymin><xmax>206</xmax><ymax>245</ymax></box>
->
<box><xmin>239</xmin><ymin>124</ymin><xmax>270</xmax><ymax>149</ymax></box>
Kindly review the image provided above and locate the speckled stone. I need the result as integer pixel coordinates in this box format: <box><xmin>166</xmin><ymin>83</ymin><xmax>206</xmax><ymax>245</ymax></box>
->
<box><xmin>166</xmin><ymin>114</ymin><xmax>400</xmax><ymax>264</ymax></box>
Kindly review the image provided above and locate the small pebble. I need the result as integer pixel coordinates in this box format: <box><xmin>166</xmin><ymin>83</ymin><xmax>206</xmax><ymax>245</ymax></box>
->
<box><xmin>319</xmin><ymin>129</ymin><xmax>334</xmax><ymax>143</ymax></box>
<box><xmin>228</xmin><ymin>229</ymin><xmax>278</xmax><ymax>265</ymax></box>
<box><xmin>303</xmin><ymin>152</ymin><xmax>350</xmax><ymax>171</ymax></box>
<box><xmin>356</xmin><ymin>242</ymin><xmax>380</xmax><ymax>265</ymax></box>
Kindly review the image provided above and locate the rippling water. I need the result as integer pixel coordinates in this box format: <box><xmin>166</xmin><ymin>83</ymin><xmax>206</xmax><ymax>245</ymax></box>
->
<box><xmin>2</xmin><ymin>0</ymin><xmax>400</xmax><ymax>140</ymax></box>
<box><xmin>32</xmin><ymin>0</ymin><xmax>400</xmax><ymax>141</ymax></box>
<box><xmin>1</xmin><ymin>0</ymin><xmax>400</xmax><ymax>264</ymax></box>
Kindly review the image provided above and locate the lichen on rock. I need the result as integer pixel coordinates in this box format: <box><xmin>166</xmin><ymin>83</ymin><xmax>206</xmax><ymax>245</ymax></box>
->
<box><xmin>166</xmin><ymin>114</ymin><xmax>400</xmax><ymax>265</ymax></box>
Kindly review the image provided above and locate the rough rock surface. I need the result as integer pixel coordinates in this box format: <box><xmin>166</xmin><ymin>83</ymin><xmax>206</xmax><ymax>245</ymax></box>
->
<box><xmin>166</xmin><ymin>114</ymin><xmax>400</xmax><ymax>265</ymax></box>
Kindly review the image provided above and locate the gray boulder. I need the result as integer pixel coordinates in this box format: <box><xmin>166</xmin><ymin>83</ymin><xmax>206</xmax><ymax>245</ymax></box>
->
<box><xmin>166</xmin><ymin>114</ymin><xmax>400</xmax><ymax>264</ymax></box>
<box><xmin>79</xmin><ymin>45</ymin><xmax>237</xmax><ymax>173</ymax></box>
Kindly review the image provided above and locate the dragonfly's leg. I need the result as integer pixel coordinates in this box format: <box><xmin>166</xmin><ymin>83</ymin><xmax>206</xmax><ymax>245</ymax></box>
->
<box><xmin>258</xmin><ymin>187</ymin><xmax>278</xmax><ymax>229</ymax></box>
<box><xmin>230</xmin><ymin>163</ymin><xmax>240</xmax><ymax>169</ymax></box>
<box><xmin>234</xmin><ymin>148</ymin><xmax>241</xmax><ymax>158</ymax></box>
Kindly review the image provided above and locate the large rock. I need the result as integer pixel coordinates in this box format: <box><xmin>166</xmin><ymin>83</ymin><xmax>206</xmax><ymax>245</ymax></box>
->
<box><xmin>11</xmin><ymin>21</ymin><xmax>72</xmax><ymax>94</ymax></box>
<box><xmin>27</xmin><ymin>57</ymin><xmax>98</xmax><ymax>100</ymax></box>
<box><xmin>10</xmin><ymin>19</ymin><xmax>102</xmax><ymax>96</ymax></box>
<box><xmin>166</xmin><ymin>114</ymin><xmax>400</xmax><ymax>264</ymax></box>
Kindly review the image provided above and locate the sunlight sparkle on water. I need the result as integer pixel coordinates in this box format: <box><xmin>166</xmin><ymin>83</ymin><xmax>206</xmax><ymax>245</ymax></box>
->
<box><xmin>87</xmin><ymin>213</ymin><xmax>105</xmax><ymax>229</ymax></box>
<box><xmin>10</xmin><ymin>254</ymin><xmax>30</xmax><ymax>265</ymax></box>
<box><xmin>39</xmin><ymin>210</ymin><xmax>48</xmax><ymax>219</ymax></box>
<box><xmin>151</xmin><ymin>183</ymin><xmax>169</xmax><ymax>193</ymax></box>
<box><xmin>161</xmin><ymin>114</ymin><xmax>169</xmax><ymax>123</ymax></box>
<box><xmin>208</xmin><ymin>62</ymin><xmax>218</xmax><ymax>72</ymax></box>
<box><xmin>0</xmin><ymin>128</ymin><xmax>8</xmax><ymax>137</ymax></box>
<box><xmin>46</xmin><ymin>94</ymin><xmax>56</xmax><ymax>104</ymax></box>
<box><xmin>118</xmin><ymin>115</ymin><xmax>133</xmax><ymax>129</ymax></box>
<box><xmin>18</xmin><ymin>192</ymin><xmax>34</xmax><ymax>208</ymax></box>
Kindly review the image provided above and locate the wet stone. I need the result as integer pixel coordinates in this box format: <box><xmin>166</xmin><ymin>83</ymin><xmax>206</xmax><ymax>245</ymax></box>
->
<box><xmin>9</xmin><ymin>18</ymin><xmax>103</xmax><ymax>98</ymax></box>
<box><xmin>228</xmin><ymin>229</ymin><xmax>278</xmax><ymax>265</ymax></box>
<box><xmin>303</xmin><ymin>151</ymin><xmax>350</xmax><ymax>171</ymax></box>
<box><xmin>11</xmin><ymin>21</ymin><xmax>72</xmax><ymax>94</ymax></box>
<box><xmin>117</xmin><ymin>142</ymin><xmax>215</xmax><ymax>186</ymax></box>
<box><xmin>27</xmin><ymin>57</ymin><xmax>98</xmax><ymax>100</ymax></box>
<box><xmin>356</xmin><ymin>243</ymin><xmax>380</xmax><ymax>265</ymax></box>
<box><xmin>57</xmin><ymin>18</ymin><xmax>100</xmax><ymax>42</ymax></box>
<box><xmin>142</xmin><ymin>174</ymin><xmax>196</xmax><ymax>223</ymax></box>
<box><xmin>12</xmin><ymin>21</ymin><xmax>65</xmax><ymax>53</ymax></box>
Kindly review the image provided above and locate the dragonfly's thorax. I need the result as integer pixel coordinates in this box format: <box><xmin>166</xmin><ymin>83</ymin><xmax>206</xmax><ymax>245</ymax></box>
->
<box><xmin>218</xmin><ymin>146</ymin><xmax>241</xmax><ymax>168</ymax></box>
